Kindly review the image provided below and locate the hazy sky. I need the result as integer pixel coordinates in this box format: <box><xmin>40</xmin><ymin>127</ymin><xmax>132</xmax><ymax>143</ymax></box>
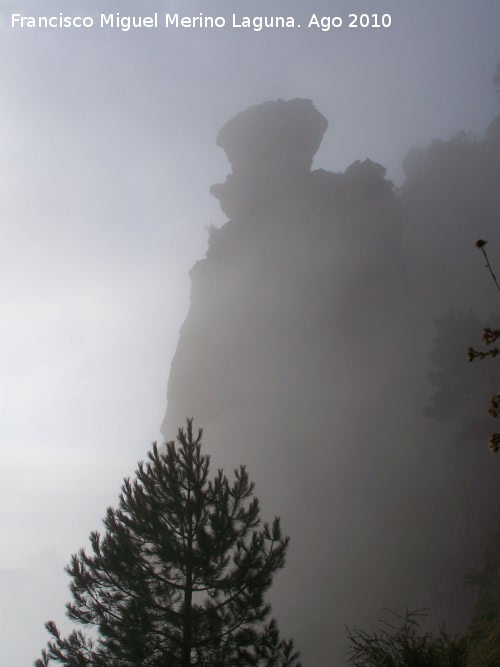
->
<box><xmin>1</xmin><ymin>1</ymin><xmax>499</xmax><ymax>664</ymax></box>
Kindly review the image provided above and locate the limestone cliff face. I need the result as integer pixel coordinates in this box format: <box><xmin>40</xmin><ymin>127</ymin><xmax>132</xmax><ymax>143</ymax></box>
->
<box><xmin>163</xmin><ymin>100</ymin><xmax>405</xmax><ymax>443</ymax></box>
<box><xmin>161</xmin><ymin>100</ymin><xmax>499</xmax><ymax>665</ymax></box>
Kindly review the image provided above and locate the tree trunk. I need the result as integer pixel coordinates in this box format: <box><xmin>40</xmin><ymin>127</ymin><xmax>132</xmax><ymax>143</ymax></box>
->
<box><xmin>182</xmin><ymin>488</ymin><xmax>194</xmax><ymax>667</ymax></box>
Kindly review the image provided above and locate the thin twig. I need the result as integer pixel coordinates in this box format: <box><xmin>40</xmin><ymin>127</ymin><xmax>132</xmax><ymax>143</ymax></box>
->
<box><xmin>475</xmin><ymin>240</ymin><xmax>500</xmax><ymax>292</ymax></box>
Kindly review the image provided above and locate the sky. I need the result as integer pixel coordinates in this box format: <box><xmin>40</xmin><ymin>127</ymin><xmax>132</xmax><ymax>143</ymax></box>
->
<box><xmin>0</xmin><ymin>1</ymin><xmax>499</xmax><ymax>665</ymax></box>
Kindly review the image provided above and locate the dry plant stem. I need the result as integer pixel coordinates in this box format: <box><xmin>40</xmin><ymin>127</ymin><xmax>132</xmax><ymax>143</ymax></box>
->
<box><xmin>479</xmin><ymin>246</ymin><xmax>500</xmax><ymax>292</ymax></box>
<box><xmin>472</xmin><ymin>240</ymin><xmax>500</xmax><ymax>453</ymax></box>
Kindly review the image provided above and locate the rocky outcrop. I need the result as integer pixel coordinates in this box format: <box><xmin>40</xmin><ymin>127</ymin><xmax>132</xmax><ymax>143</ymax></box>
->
<box><xmin>161</xmin><ymin>100</ymin><xmax>500</xmax><ymax>665</ymax></box>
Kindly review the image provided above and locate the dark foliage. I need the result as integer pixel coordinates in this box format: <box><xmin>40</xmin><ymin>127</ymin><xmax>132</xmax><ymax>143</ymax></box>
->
<box><xmin>345</xmin><ymin>609</ymin><xmax>466</xmax><ymax>667</ymax></box>
<box><xmin>35</xmin><ymin>420</ymin><xmax>300</xmax><ymax>667</ymax></box>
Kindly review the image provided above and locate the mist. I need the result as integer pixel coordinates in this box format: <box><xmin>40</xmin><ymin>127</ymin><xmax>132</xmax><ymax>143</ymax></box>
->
<box><xmin>1</xmin><ymin>1</ymin><xmax>499</xmax><ymax>665</ymax></box>
<box><xmin>162</xmin><ymin>97</ymin><xmax>500</xmax><ymax>664</ymax></box>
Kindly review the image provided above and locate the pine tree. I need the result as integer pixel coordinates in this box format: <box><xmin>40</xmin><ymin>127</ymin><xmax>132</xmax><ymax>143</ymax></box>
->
<box><xmin>35</xmin><ymin>420</ymin><xmax>300</xmax><ymax>667</ymax></box>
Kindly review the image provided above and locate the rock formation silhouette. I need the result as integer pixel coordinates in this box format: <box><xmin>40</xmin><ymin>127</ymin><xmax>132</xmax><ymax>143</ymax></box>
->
<box><xmin>161</xmin><ymin>99</ymin><xmax>499</xmax><ymax>665</ymax></box>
